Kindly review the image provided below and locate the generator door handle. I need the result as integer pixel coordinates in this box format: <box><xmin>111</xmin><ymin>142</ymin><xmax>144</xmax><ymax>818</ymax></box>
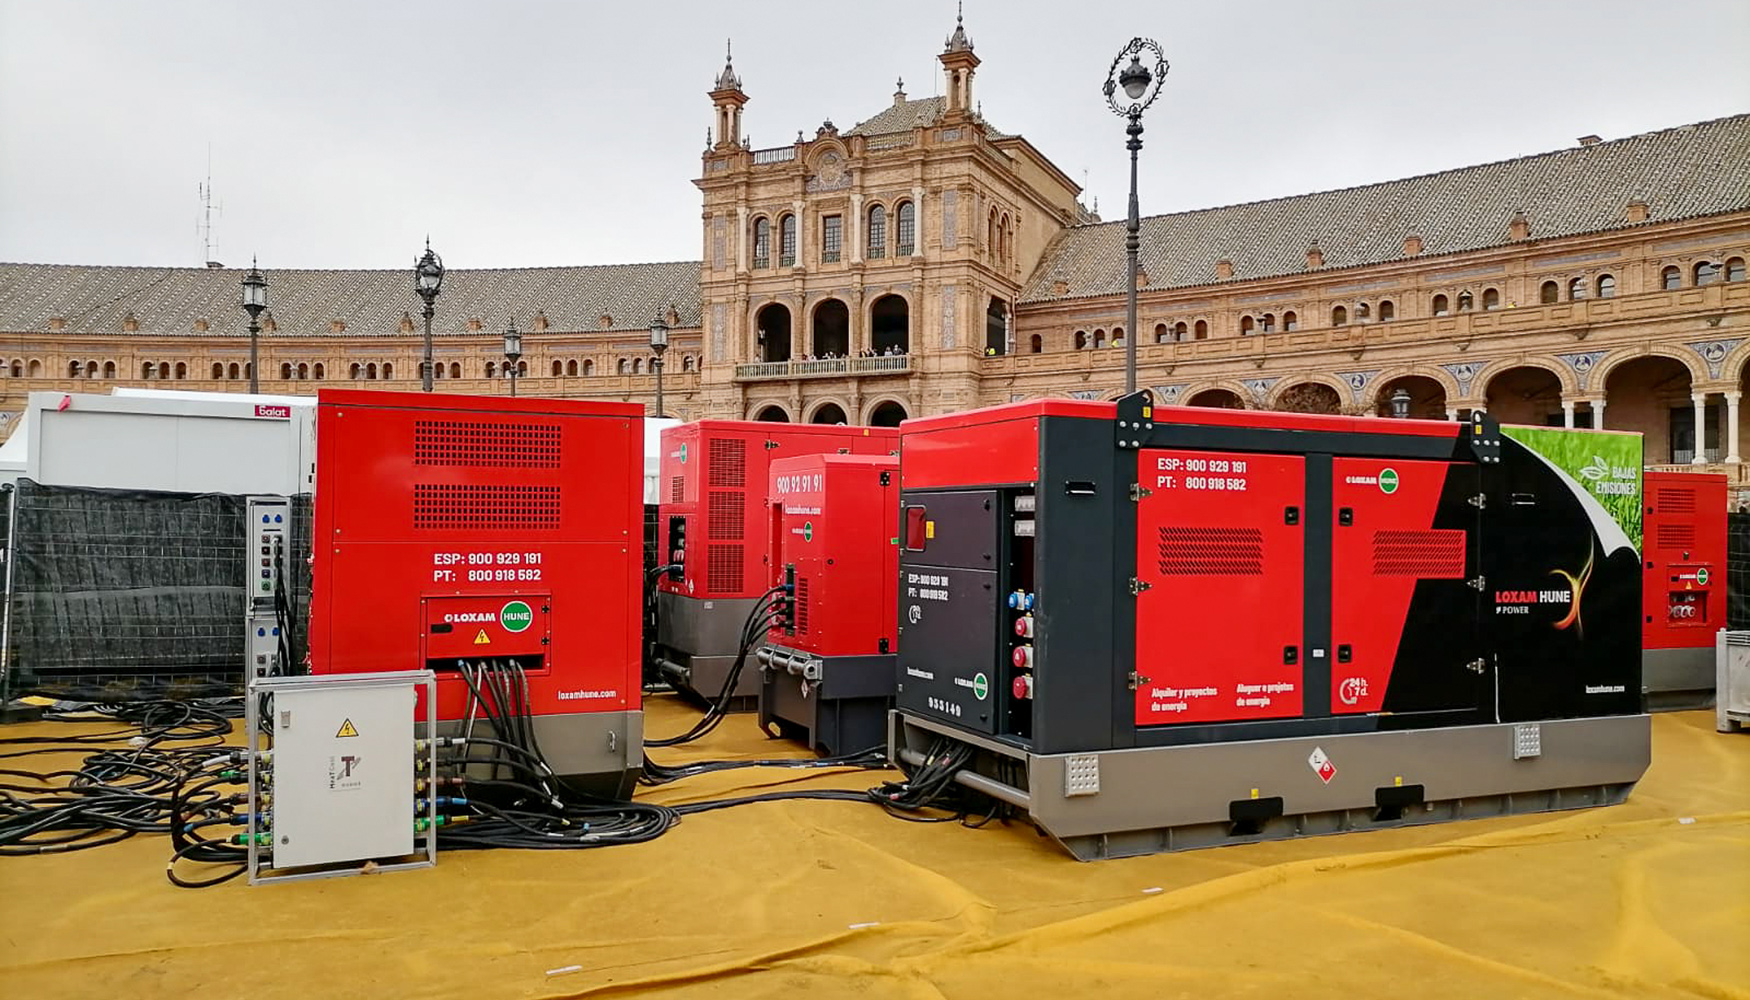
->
<box><xmin>1284</xmin><ymin>506</ymin><xmax>1300</xmax><ymax>525</ymax></box>
<box><xmin>1283</xmin><ymin>645</ymin><xmax>1298</xmax><ymax>665</ymax></box>
<box><xmin>1338</xmin><ymin>507</ymin><xmax>1354</xmax><ymax>527</ymax></box>
<box><xmin>1337</xmin><ymin>644</ymin><xmax>1353</xmax><ymax>663</ymax></box>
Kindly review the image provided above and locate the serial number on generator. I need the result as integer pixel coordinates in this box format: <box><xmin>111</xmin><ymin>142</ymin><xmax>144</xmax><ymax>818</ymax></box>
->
<box><xmin>926</xmin><ymin>696</ymin><xmax>963</xmax><ymax>718</ymax></box>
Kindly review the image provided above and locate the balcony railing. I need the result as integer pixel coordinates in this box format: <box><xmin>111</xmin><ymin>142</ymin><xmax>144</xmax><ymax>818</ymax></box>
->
<box><xmin>751</xmin><ymin>146</ymin><xmax>797</xmax><ymax>165</ymax></box>
<box><xmin>734</xmin><ymin>354</ymin><xmax>912</xmax><ymax>380</ymax></box>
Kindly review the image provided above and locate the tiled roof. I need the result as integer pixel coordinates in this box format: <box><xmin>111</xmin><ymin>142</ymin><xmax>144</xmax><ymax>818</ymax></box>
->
<box><xmin>846</xmin><ymin>96</ymin><xmax>1010</xmax><ymax>141</ymax></box>
<box><xmin>0</xmin><ymin>260</ymin><xmax>702</xmax><ymax>338</ymax></box>
<box><xmin>1021</xmin><ymin>113</ymin><xmax>1750</xmax><ymax>303</ymax></box>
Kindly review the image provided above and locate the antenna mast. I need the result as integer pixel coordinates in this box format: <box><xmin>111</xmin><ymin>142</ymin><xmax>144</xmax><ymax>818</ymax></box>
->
<box><xmin>198</xmin><ymin>145</ymin><xmax>223</xmax><ymax>266</ymax></box>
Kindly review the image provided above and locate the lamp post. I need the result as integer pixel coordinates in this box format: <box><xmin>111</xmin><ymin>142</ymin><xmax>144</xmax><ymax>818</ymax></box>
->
<box><xmin>503</xmin><ymin>317</ymin><xmax>522</xmax><ymax>397</ymax></box>
<box><xmin>413</xmin><ymin>239</ymin><xmax>445</xmax><ymax>391</ymax></box>
<box><xmin>240</xmin><ymin>258</ymin><xmax>268</xmax><ymax>394</ymax></box>
<box><xmin>1103</xmin><ymin>37</ymin><xmax>1168</xmax><ymax>396</ymax></box>
<box><xmin>1389</xmin><ymin>388</ymin><xmax>1412</xmax><ymax>419</ymax></box>
<box><xmin>649</xmin><ymin>311</ymin><xmax>671</xmax><ymax>418</ymax></box>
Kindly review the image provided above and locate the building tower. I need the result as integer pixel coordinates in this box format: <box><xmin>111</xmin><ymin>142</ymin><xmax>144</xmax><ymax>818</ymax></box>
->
<box><xmin>939</xmin><ymin>4</ymin><xmax>979</xmax><ymax>120</ymax></box>
<box><xmin>710</xmin><ymin>41</ymin><xmax>747</xmax><ymax>150</ymax></box>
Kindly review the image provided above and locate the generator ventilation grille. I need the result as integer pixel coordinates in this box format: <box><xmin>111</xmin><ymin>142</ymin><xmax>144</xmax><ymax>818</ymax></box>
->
<box><xmin>1157</xmin><ymin>527</ymin><xmax>1263</xmax><ymax>575</ymax></box>
<box><xmin>1657</xmin><ymin>523</ymin><xmax>1696</xmax><ymax>550</ymax></box>
<box><xmin>669</xmin><ymin>476</ymin><xmax>685</xmax><ymax>504</ymax></box>
<box><xmin>795</xmin><ymin>576</ymin><xmax>810</xmax><ymax>634</ymax></box>
<box><xmin>413</xmin><ymin>420</ymin><xmax>561</xmax><ymax>469</ymax></box>
<box><xmin>413</xmin><ymin>485</ymin><xmax>561</xmax><ymax>529</ymax></box>
<box><xmin>1372</xmin><ymin>529</ymin><xmax>1466</xmax><ymax>577</ymax></box>
<box><xmin>707</xmin><ymin>543</ymin><xmax>743</xmax><ymax>594</ymax></box>
<box><xmin>707</xmin><ymin>491</ymin><xmax>745</xmax><ymax>540</ymax></box>
<box><xmin>709</xmin><ymin>437</ymin><xmax>746</xmax><ymax>487</ymax></box>
<box><xmin>1656</xmin><ymin>487</ymin><xmax>1696</xmax><ymax>514</ymax></box>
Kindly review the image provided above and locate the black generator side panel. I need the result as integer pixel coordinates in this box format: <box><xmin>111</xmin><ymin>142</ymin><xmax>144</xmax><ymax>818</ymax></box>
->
<box><xmin>1729</xmin><ymin>511</ymin><xmax>1750</xmax><ymax>630</ymax></box>
<box><xmin>895</xmin><ymin>490</ymin><xmax>1002</xmax><ymax>734</ymax></box>
<box><xmin>3</xmin><ymin>480</ymin><xmax>311</xmax><ymax>698</ymax></box>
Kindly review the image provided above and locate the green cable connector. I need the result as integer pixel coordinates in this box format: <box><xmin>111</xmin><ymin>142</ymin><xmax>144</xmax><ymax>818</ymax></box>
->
<box><xmin>229</xmin><ymin>832</ymin><xmax>273</xmax><ymax>846</ymax></box>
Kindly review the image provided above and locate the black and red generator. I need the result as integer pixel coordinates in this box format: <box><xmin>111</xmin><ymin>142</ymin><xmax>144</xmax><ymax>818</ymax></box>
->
<box><xmin>889</xmin><ymin>393</ymin><xmax>1651</xmax><ymax>859</ymax></box>
<box><xmin>653</xmin><ymin>420</ymin><xmax>897</xmax><ymax>705</ymax></box>
<box><xmin>1642</xmin><ymin>470</ymin><xmax>1727</xmax><ymax>710</ymax></box>
<box><xmin>757</xmin><ymin>453</ymin><xmax>900</xmax><ymax>755</ymax></box>
<box><xmin>308</xmin><ymin>389</ymin><xmax>645</xmax><ymax>796</ymax></box>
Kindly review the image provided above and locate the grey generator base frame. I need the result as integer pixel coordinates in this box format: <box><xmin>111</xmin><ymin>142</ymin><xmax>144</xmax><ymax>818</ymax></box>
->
<box><xmin>890</xmin><ymin>710</ymin><xmax>1652</xmax><ymax>861</ymax></box>
<box><xmin>1642</xmin><ymin>647</ymin><xmax>1716</xmax><ymax>712</ymax></box>
<box><xmin>655</xmin><ymin>592</ymin><xmax>764</xmax><ymax>706</ymax></box>
<box><xmin>436</xmin><ymin>709</ymin><xmax>644</xmax><ymax>800</ymax></box>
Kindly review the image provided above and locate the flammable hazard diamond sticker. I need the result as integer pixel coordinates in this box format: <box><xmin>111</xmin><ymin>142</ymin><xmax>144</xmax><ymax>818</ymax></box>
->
<box><xmin>1308</xmin><ymin>746</ymin><xmax>1337</xmax><ymax>784</ymax></box>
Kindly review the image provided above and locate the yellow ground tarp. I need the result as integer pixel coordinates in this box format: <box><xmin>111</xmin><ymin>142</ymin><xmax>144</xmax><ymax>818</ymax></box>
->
<box><xmin>2</xmin><ymin>700</ymin><xmax>1746</xmax><ymax>1000</ymax></box>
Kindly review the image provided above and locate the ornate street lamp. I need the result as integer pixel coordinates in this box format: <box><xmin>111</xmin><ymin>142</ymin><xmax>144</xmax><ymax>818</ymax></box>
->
<box><xmin>239</xmin><ymin>258</ymin><xmax>268</xmax><ymax>394</ymax></box>
<box><xmin>1103</xmin><ymin>37</ymin><xmax>1168</xmax><ymax>395</ymax></box>
<box><xmin>649</xmin><ymin>311</ymin><xmax>671</xmax><ymax>418</ymax></box>
<box><xmin>413</xmin><ymin>239</ymin><xmax>445</xmax><ymax>391</ymax></box>
<box><xmin>1389</xmin><ymin>388</ymin><xmax>1412</xmax><ymax>419</ymax></box>
<box><xmin>503</xmin><ymin>317</ymin><xmax>522</xmax><ymax>397</ymax></box>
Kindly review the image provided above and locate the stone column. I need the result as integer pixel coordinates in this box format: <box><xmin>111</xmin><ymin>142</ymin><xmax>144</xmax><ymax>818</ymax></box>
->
<box><xmin>911</xmin><ymin>186</ymin><xmax>926</xmax><ymax>259</ymax></box>
<box><xmin>850</xmin><ymin>193</ymin><xmax>864</xmax><ymax>264</ymax></box>
<box><xmin>1592</xmin><ymin>397</ymin><xmax>1606</xmax><ymax>429</ymax></box>
<box><xmin>736</xmin><ymin>206</ymin><xmax>749</xmax><ymax>272</ymax></box>
<box><xmin>1726</xmin><ymin>390</ymin><xmax>1742</xmax><ymax>464</ymax></box>
<box><xmin>1692</xmin><ymin>392</ymin><xmax>1709</xmax><ymax>464</ymax></box>
<box><xmin>792</xmin><ymin>200</ymin><xmax>805</xmax><ymax>266</ymax></box>
<box><xmin>1447</xmin><ymin>408</ymin><xmax>1460</xmax><ymax>422</ymax></box>
<box><xmin>1561</xmin><ymin>399</ymin><xmax>1576</xmax><ymax>429</ymax></box>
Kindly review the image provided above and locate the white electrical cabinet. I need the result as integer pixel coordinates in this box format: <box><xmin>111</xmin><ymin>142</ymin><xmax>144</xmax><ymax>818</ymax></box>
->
<box><xmin>245</xmin><ymin>671</ymin><xmax>436</xmax><ymax>884</ymax></box>
<box><xmin>1717</xmin><ymin>630</ymin><xmax>1750</xmax><ymax>734</ymax></box>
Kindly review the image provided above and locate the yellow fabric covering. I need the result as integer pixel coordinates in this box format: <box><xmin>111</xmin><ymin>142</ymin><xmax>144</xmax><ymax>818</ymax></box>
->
<box><xmin>3</xmin><ymin>699</ymin><xmax>1746</xmax><ymax>1000</ymax></box>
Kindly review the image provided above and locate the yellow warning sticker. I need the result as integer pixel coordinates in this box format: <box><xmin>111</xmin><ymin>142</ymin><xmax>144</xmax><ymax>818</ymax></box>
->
<box><xmin>336</xmin><ymin>718</ymin><xmax>359</xmax><ymax>738</ymax></box>
<box><xmin>473</xmin><ymin>629</ymin><xmax>491</xmax><ymax>645</ymax></box>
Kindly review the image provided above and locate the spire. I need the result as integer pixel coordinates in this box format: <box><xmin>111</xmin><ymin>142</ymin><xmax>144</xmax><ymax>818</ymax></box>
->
<box><xmin>944</xmin><ymin>1</ymin><xmax>973</xmax><ymax>52</ymax></box>
<box><xmin>894</xmin><ymin>76</ymin><xmax>907</xmax><ymax>106</ymax></box>
<box><xmin>714</xmin><ymin>38</ymin><xmax>741</xmax><ymax>91</ymax></box>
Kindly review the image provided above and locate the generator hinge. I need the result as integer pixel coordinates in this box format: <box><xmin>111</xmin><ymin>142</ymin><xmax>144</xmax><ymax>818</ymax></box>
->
<box><xmin>1467</xmin><ymin>493</ymin><xmax>1486</xmax><ymax>509</ymax></box>
<box><xmin>1127</xmin><ymin>670</ymin><xmax>1152</xmax><ymax>691</ymax></box>
<box><xmin>1464</xmin><ymin>658</ymin><xmax>1487</xmax><ymax>674</ymax></box>
<box><xmin>1466</xmin><ymin>575</ymin><xmax>1486</xmax><ymax>591</ymax></box>
<box><xmin>1129</xmin><ymin>577</ymin><xmax>1152</xmax><ymax>595</ymax></box>
<box><xmin>1128</xmin><ymin>483</ymin><xmax>1153</xmax><ymax>501</ymax></box>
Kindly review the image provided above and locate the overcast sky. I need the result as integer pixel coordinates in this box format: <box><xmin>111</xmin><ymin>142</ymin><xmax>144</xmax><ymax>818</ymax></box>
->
<box><xmin>2</xmin><ymin>0</ymin><xmax>1746</xmax><ymax>272</ymax></box>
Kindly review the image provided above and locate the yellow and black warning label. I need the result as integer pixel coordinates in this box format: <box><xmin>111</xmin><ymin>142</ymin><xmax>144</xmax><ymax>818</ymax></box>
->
<box><xmin>473</xmin><ymin>629</ymin><xmax>491</xmax><ymax>645</ymax></box>
<box><xmin>336</xmin><ymin>718</ymin><xmax>360</xmax><ymax>738</ymax></box>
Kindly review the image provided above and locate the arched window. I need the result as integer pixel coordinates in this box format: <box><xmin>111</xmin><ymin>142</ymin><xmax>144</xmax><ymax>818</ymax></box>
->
<box><xmin>569</xmin><ymin>359</ymin><xmax>580</xmax><ymax>376</ymax></box>
<box><xmin>315</xmin><ymin>363</ymin><xmax>326</xmax><ymax>379</ymax></box>
<box><xmin>1355</xmin><ymin>303</ymin><xmax>1370</xmax><ymax>322</ymax></box>
<box><xmin>866</xmin><ymin>204</ymin><xmax>886</xmax><ymax>258</ymax></box>
<box><xmin>617</xmin><ymin>358</ymin><xmax>629</xmax><ymax>374</ymax></box>
<box><xmin>552</xmin><ymin>360</ymin><xmax>563</xmax><ymax>377</ymax></box>
<box><xmin>1029</xmin><ymin>333</ymin><xmax>1043</xmax><ymax>353</ymax></box>
<box><xmin>1379</xmin><ymin>300</ymin><xmax>1394</xmax><ymax>321</ymax></box>
<box><xmin>366</xmin><ymin>363</ymin><xmax>378</xmax><ymax>380</ymax></box>
<box><xmin>778</xmin><ymin>214</ymin><xmax>797</xmax><ymax>266</ymax></box>
<box><xmin>1240</xmin><ymin>316</ymin><xmax>1255</xmax><ymax>335</ymax></box>
<box><xmin>582</xmin><ymin>359</ymin><xmax>595</xmax><ymax>376</ymax></box>
<box><xmin>350</xmin><ymin>363</ymin><xmax>361</xmax><ymax>379</ymax></box>
<box><xmin>1175</xmin><ymin>321</ymin><xmax>1190</xmax><ymax>339</ymax></box>
<box><xmin>1727</xmin><ymin>258</ymin><xmax>1746</xmax><ymax>282</ymax></box>
<box><xmin>1074</xmin><ymin>330</ymin><xmax>1087</xmax><ymax>350</ymax></box>
<box><xmin>1567</xmin><ymin>277</ymin><xmax>1586</xmax><ymax>300</ymax></box>
<box><xmin>895</xmin><ymin>202</ymin><xmax>916</xmax><ymax>256</ymax></box>
<box><xmin>1540</xmin><ymin>281</ymin><xmax>1560</xmax><ymax>304</ymax></box>
<box><xmin>1432</xmin><ymin>295</ymin><xmax>1450</xmax><ymax>316</ymax></box>
<box><xmin>1194</xmin><ymin>320</ymin><xmax>1208</xmax><ymax>340</ymax></box>
<box><xmin>1332</xmin><ymin>306</ymin><xmax>1348</xmax><ymax>327</ymax></box>
<box><xmin>987</xmin><ymin>211</ymin><xmax>998</xmax><ymax>255</ymax></box>
<box><xmin>1282</xmin><ymin>312</ymin><xmax>1297</xmax><ymax>332</ymax></box>
<box><xmin>681</xmin><ymin>356</ymin><xmax>694</xmax><ymax>372</ymax></box>
<box><xmin>27</xmin><ymin>359</ymin><xmax>41</xmax><ymax>377</ymax></box>
<box><xmin>1154</xmin><ymin>323</ymin><xmax>1169</xmax><ymax>344</ymax></box>
<box><xmin>1111</xmin><ymin>327</ymin><xmax>1124</xmax><ymax>346</ymax></box>
<box><xmin>1261</xmin><ymin>313</ymin><xmax>1275</xmax><ymax>333</ymax></box>
<box><xmin>516</xmin><ymin>361</ymin><xmax>526</xmax><ymax>376</ymax></box>
<box><xmin>1093</xmin><ymin>329</ymin><xmax>1106</xmax><ymax>349</ymax></box>
<box><xmin>1595</xmin><ymin>275</ymin><xmax>1615</xmax><ymax>298</ymax></box>
<box><xmin>752</xmin><ymin>217</ymin><xmax>771</xmax><ymax>268</ymax></box>
<box><xmin>142</xmin><ymin>362</ymin><xmax>156</xmax><ymax>379</ymax></box>
<box><xmin>280</xmin><ymin>362</ymin><xmax>293</xmax><ymax>379</ymax></box>
<box><xmin>486</xmin><ymin>361</ymin><xmax>497</xmax><ymax>379</ymax></box>
<box><xmin>1483</xmin><ymin>288</ymin><xmax>1501</xmax><ymax>310</ymax></box>
<box><xmin>1457</xmin><ymin>291</ymin><xmax>1474</xmax><ymax>311</ymax></box>
<box><xmin>83</xmin><ymin>360</ymin><xmax>99</xmax><ymax>377</ymax></box>
<box><xmin>1695</xmin><ymin>260</ymin><xmax>1721</xmax><ymax>285</ymax></box>
<box><xmin>382</xmin><ymin>362</ymin><xmax>393</xmax><ymax>379</ymax></box>
<box><xmin>173</xmin><ymin>362</ymin><xmax>186</xmax><ymax>379</ymax></box>
<box><xmin>632</xmin><ymin>358</ymin><xmax>643</xmax><ymax>374</ymax></box>
<box><xmin>243</xmin><ymin>362</ymin><xmax>252</xmax><ymax>380</ymax></box>
<box><xmin>1662</xmin><ymin>266</ymin><xmax>1681</xmax><ymax>290</ymax></box>
<box><xmin>212</xmin><ymin>362</ymin><xmax>223</xmax><ymax>379</ymax></box>
<box><xmin>70</xmin><ymin>361</ymin><xmax>83</xmax><ymax>378</ymax></box>
<box><xmin>227</xmin><ymin>362</ymin><xmax>240</xmax><ymax>380</ymax></box>
<box><xmin>296</xmin><ymin>363</ymin><xmax>308</xmax><ymax>379</ymax></box>
<box><xmin>103</xmin><ymin>361</ymin><xmax>115</xmax><ymax>379</ymax></box>
<box><xmin>1000</xmin><ymin>214</ymin><xmax>1012</xmax><ymax>264</ymax></box>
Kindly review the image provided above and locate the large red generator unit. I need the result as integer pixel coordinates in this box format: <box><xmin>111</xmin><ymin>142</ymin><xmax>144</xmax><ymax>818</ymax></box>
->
<box><xmin>1642</xmin><ymin>470</ymin><xmax>1727</xmax><ymax>710</ymax></box>
<box><xmin>757</xmin><ymin>453</ymin><xmax>900</xmax><ymax>755</ymax></box>
<box><xmin>890</xmin><ymin>393</ymin><xmax>1650</xmax><ymax>859</ymax></box>
<box><xmin>308</xmin><ymin>389</ymin><xmax>644</xmax><ymax>796</ymax></box>
<box><xmin>653</xmin><ymin>420</ymin><xmax>897</xmax><ymax>705</ymax></box>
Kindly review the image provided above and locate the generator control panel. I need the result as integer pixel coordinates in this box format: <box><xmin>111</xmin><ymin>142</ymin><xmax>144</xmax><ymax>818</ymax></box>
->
<box><xmin>245</xmin><ymin>494</ymin><xmax>292</xmax><ymax>677</ymax></box>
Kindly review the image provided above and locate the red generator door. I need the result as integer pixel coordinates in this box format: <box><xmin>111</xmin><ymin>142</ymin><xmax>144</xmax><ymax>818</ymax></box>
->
<box><xmin>1330</xmin><ymin>458</ymin><xmax>1481</xmax><ymax>715</ymax></box>
<box><xmin>1134</xmin><ymin>450</ymin><xmax>1305</xmax><ymax>726</ymax></box>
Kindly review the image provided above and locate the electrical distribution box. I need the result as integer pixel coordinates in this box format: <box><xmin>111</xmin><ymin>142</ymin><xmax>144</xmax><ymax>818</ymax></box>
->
<box><xmin>244</xmin><ymin>495</ymin><xmax>293</xmax><ymax>677</ymax></box>
<box><xmin>1642</xmin><ymin>471</ymin><xmax>1726</xmax><ymax>710</ymax></box>
<box><xmin>757</xmin><ymin>453</ymin><xmax>899</xmax><ymax>754</ymax></box>
<box><xmin>307</xmin><ymin>390</ymin><xmax>644</xmax><ymax>795</ymax></box>
<box><xmin>889</xmin><ymin>396</ymin><xmax>1651</xmax><ymax>860</ymax></box>
<box><xmin>652</xmin><ymin>420</ymin><xmax>897</xmax><ymax>705</ymax></box>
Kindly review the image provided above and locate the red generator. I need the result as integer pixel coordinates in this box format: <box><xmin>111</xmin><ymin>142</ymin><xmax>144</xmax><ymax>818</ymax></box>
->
<box><xmin>890</xmin><ymin>395</ymin><xmax>1650</xmax><ymax>859</ymax></box>
<box><xmin>1642</xmin><ymin>471</ymin><xmax>1727</xmax><ymax>710</ymax></box>
<box><xmin>757</xmin><ymin>453</ymin><xmax>900</xmax><ymax>755</ymax></box>
<box><xmin>653</xmin><ymin>420</ymin><xmax>898</xmax><ymax>706</ymax></box>
<box><xmin>308</xmin><ymin>389</ymin><xmax>644</xmax><ymax>796</ymax></box>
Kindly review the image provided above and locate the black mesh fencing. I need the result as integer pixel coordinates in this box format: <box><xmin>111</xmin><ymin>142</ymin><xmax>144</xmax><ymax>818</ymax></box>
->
<box><xmin>1</xmin><ymin>480</ymin><xmax>310</xmax><ymax>700</ymax></box>
<box><xmin>1729</xmin><ymin>512</ymin><xmax>1750</xmax><ymax>630</ymax></box>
